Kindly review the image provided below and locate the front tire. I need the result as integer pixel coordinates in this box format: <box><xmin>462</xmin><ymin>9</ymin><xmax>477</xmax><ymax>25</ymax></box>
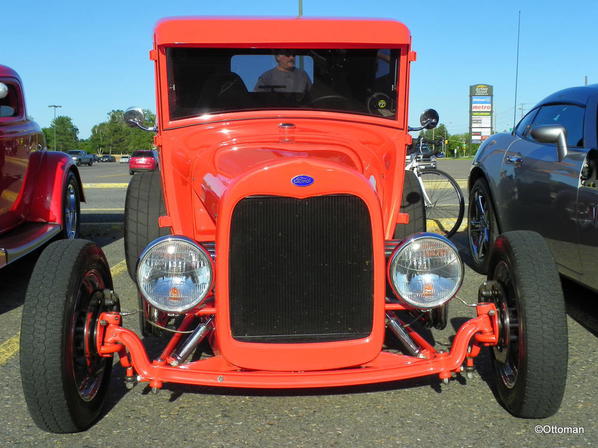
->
<box><xmin>124</xmin><ymin>170</ymin><xmax>169</xmax><ymax>279</ymax></box>
<box><xmin>61</xmin><ymin>171</ymin><xmax>81</xmax><ymax>239</ymax></box>
<box><xmin>20</xmin><ymin>240</ymin><xmax>118</xmax><ymax>433</ymax></box>
<box><xmin>485</xmin><ymin>231</ymin><xmax>567</xmax><ymax>418</ymax></box>
<box><xmin>124</xmin><ymin>171</ymin><xmax>170</xmax><ymax>336</ymax></box>
<box><xmin>394</xmin><ymin>170</ymin><xmax>426</xmax><ymax>240</ymax></box>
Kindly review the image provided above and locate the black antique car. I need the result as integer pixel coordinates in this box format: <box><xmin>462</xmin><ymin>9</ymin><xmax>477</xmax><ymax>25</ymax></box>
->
<box><xmin>468</xmin><ymin>84</ymin><xmax>598</xmax><ymax>292</ymax></box>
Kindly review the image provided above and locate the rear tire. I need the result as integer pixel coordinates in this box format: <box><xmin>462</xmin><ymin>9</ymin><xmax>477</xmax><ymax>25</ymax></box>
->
<box><xmin>20</xmin><ymin>240</ymin><xmax>117</xmax><ymax>433</ymax></box>
<box><xmin>486</xmin><ymin>231</ymin><xmax>567</xmax><ymax>418</ymax></box>
<box><xmin>394</xmin><ymin>170</ymin><xmax>426</xmax><ymax>240</ymax></box>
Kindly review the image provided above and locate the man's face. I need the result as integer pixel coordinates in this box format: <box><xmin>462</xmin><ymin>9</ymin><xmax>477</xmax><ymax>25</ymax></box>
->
<box><xmin>276</xmin><ymin>53</ymin><xmax>295</xmax><ymax>71</ymax></box>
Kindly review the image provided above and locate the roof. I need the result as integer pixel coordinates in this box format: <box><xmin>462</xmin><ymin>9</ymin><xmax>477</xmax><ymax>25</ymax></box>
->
<box><xmin>154</xmin><ymin>17</ymin><xmax>411</xmax><ymax>48</ymax></box>
<box><xmin>537</xmin><ymin>84</ymin><xmax>598</xmax><ymax>107</ymax></box>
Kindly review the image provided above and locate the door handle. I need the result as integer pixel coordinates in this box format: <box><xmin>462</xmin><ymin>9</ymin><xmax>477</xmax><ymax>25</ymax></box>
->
<box><xmin>505</xmin><ymin>155</ymin><xmax>523</xmax><ymax>165</ymax></box>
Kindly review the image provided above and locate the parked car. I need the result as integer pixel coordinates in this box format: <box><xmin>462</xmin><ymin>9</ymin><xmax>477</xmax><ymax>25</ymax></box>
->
<box><xmin>100</xmin><ymin>154</ymin><xmax>116</xmax><ymax>162</ymax></box>
<box><xmin>129</xmin><ymin>149</ymin><xmax>158</xmax><ymax>174</ymax></box>
<box><xmin>91</xmin><ymin>154</ymin><xmax>101</xmax><ymax>163</ymax></box>
<box><xmin>119</xmin><ymin>155</ymin><xmax>130</xmax><ymax>163</ymax></box>
<box><xmin>468</xmin><ymin>84</ymin><xmax>598</xmax><ymax>290</ymax></box>
<box><xmin>19</xmin><ymin>18</ymin><xmax>568</xmax><ymax>433</ymax></box>
<box><xmin>67</xmin><ymin>150</ymin><xmax>93</xmax><ymax>166</ymax></box>
<box><xmin>0</xmin><ymin>65</ymin><xmax>84</xmax><ymax>270</ymax></box>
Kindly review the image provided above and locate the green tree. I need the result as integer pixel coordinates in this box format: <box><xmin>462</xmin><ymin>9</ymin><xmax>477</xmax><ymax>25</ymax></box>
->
<box><xmin>86</xmin><ymin>109</ymin><xmax>155</xmax><ymax>154</ymax></box>
<box><xmin>42</xmin><ymin>116</ymin><xmax>79</xmax><ymax>151</ymax></box>
<box><xmin>418</xmin><ymin>123</ymin><xmax>449</xmax><ymax>154</ymax></box>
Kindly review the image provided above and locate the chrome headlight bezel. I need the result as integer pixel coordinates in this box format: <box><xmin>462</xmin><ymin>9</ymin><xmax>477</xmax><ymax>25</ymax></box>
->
<box><xmin>387</xmin><ymin>232</ymin><xmax>464</xmax><ymax>309</ymax></box>
<box><xmin>136</xmin><ymin>235</ymin><xmax>214</xmax><ymax>313</ymax></box>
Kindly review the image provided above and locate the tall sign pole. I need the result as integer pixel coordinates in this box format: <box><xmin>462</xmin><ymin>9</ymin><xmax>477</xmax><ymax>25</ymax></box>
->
<box><xmin>512</xmin><ymin>10</ymin><xmax>521</xmax><ymax>129</ymax></box>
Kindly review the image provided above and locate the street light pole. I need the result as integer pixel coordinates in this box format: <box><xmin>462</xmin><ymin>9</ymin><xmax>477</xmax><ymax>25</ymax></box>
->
<box><xmin>48</xmin><ymin>104</ymin><xmax>62</xmax><ymax>151</ymax></box>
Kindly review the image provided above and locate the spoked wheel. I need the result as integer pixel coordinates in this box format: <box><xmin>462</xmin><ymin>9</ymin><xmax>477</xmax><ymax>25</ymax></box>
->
<box><xmin>418</xmin><ymin>168</ymin><xmax>464</xmax><ymax>238</ymax></box>
<box><xmin>482</xmin><ymin>231</ymin><xmax>568</xmax><ymax>418</ymax></box>
<box><xmin>61</xmin><ymin>171</ymin><xmax>81</xmax><ymax>239</ymax></box>
<box><xmin>20</xmin><ymin>240</ymin><xmax>119</xmax><ymax>433</ymax></box>
<box><xmin>468</xmin><ymin>178</ymin><xmax>498</xmax><ymax>273</ymax></box>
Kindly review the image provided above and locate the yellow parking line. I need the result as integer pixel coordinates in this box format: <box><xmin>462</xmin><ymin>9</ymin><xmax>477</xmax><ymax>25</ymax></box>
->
<box><xmin>97</xmin><ymin>173</ymin><xmax>128</xmax><ymax>179</ymax></box>
<box><xmin>422</xmin><ymin>178</ymin><xmax>468</xmax><ymax>189</ymax></box>
<box><xmin>83</xmin><ymin>183</ymin><xmax>129</xmax><ymax>189</ymax></box>
<box><xmin>0</xmin><ymin>259</ymin><xmax>127</xmax><ymax>367</ymax></box>
<box><xmin>82</xmin><ymin>208</ymin><xmax>125</xmax><ymax>212</ymax></box>
<box><xmin>0</xmin><ymin>334</ymin><xmax>20</xmax><ymax>366</ymax></box>
<box><xmin>110</xmin><ymin>260</ymin><xmax>127</xmax><ymax>277</ymax></box>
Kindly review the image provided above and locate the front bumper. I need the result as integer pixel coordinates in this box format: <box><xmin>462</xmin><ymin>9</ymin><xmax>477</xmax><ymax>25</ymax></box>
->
<box><xmin>96</xmin><ymin>303</ymin><xmax>498</xmax><ymax>390</ymax></box>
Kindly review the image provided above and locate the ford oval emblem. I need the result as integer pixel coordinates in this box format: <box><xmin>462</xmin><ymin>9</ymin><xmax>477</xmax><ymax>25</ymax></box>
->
<box><xmin>291</xmin><ymin>175</ymin><xmax>314</xmax><ymax>187</ymax></box>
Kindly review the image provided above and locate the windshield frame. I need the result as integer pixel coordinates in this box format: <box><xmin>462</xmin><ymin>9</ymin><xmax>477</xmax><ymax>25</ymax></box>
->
<box><xmin>163</xmin><ymin>47</ymin><xmax>401</xmax><ymax>124</ymax></box>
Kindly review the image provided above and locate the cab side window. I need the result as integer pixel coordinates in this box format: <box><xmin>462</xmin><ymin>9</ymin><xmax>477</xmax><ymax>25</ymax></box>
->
<box><xmin>531</xmin><ymin>104</ymin><xmax>585</xmax><ymax>147</ymax></box>
<box><xmin>0</xmin><ymin>81</ymin><xmax>21</xmax><ymax>118</ymax></box>
<box><xmin>514</xmin><ymin>108</ymin><xmax>538</xmax><ymax>138</ymax></box>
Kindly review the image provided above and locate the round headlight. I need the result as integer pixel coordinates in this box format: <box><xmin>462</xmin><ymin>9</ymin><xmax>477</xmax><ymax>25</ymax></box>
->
<box><xmin>388</xmin><ymin>233</ymin><xmax>463</xmax><ymax>308</ymax></box>
<box><xmin>137</xmin><ymin>236</ymin><xmax>213</xmax><ymax>313</ymax></box>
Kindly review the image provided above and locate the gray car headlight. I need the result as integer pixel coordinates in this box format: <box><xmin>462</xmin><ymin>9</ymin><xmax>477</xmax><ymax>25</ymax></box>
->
<box><xmin>137</xmin><ymin>236</ymin><xmax>213</xmax><ymax>313</ymax></box>
<box><xmin>388</xmin><ymin>233</ymin><xmax>463</xmax><ymax>308</ymax></box>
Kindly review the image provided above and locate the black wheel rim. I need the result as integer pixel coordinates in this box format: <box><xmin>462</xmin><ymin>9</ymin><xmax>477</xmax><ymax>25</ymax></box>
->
<box><xmin>468</xmin><ymin>186</ymin><xmax>492</xmax><ymax>265</ymax></box>
<box><xmin>492</xmin><ymin>261</ymin><xmax>521</xmax><ymax>389</ymax></box>
<box><xmin>64</xmin><ymin>182</ymin><xmax>78</xmax><ymax>239</ymax></box>
<box><xmin>68</xmin><ymin>269</ymin><xmax>110</xmax><ymax>402</ymax></box>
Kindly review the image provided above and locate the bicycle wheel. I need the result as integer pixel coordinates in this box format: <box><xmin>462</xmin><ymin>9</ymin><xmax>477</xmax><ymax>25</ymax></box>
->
<box><xmin>417</xmin><ymin>168</ymin><xmax>465</xmax><ymax>238</ymax></box>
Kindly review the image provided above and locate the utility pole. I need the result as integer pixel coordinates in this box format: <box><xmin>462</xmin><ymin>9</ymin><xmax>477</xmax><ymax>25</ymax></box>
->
<box><xmin>48</xmin><ymin>105</ymin><xmax>62</xmax><ymax>151</ymax></box>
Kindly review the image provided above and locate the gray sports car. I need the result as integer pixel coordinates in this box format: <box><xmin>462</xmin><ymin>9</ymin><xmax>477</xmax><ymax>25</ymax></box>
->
<box><xmin>468</xmin><ymin>84</ymin><xmax>598</xmax><ymax>291</ymax></box>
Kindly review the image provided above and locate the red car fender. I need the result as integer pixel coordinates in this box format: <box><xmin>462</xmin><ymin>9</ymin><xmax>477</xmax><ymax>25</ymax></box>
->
<box><xmin>23</xmin><ymin>151</ymin><xmax>85</xmax><ymax>224</ymax></box>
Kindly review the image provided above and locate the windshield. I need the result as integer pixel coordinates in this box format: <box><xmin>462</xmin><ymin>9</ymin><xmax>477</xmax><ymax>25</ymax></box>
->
<box><xmin>132</xmin><ymin>150</ymin><xmax>154</xmax><ymax>157</ymax></box>
<box><xmin>166</xmin><ymin>48</ymin><xmax>399</xmax><ymax>121</ymax></box>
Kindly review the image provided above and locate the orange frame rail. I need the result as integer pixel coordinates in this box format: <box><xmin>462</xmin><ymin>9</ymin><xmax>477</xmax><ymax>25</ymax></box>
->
<box><xmin>96</xmin><ymin>303</ymin><xmax>498</xmax><ymax>390</ymax></box>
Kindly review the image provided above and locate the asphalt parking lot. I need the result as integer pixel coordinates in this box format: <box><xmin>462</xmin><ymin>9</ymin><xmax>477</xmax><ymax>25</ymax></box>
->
<box><xmin>0</xmin><ymin>160</ymin><xmax>596</xmax><ymax>447</ymax></box>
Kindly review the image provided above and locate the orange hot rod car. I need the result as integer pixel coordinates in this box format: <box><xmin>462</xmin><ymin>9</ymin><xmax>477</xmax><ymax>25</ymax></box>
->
<box><xmin>20</xmin><ymin>18</ymin><xmax>568</xmax><ymax>433</ymax></box>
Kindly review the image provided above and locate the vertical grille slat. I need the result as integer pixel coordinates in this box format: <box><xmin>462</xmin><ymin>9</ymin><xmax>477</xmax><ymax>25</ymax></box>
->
<box><xmin>229</xmin><ymin>195</ymin><xmax>373</xmax><ymax>343</ymax></box>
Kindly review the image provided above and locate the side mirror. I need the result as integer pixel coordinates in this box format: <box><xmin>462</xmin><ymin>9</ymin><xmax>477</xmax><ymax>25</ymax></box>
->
<box><xmin>124</xmin><ymin>107</ymin><xmax>155</xmax><ymax>132</ymax></box>
<box><xmin>409</xmin><ymin>109</ymin><xmax>440</xmax><ymax>132</ymax></box>
<box><xmin>420</xmin><ymin>109</ymin><xmax>439</xmax><ymax>129</ymax></box>
<box><xmin>0</xmin><ymin>82</ymin><xmax>8</xmax><ymax>99</ymax></box>
<box><xmin>530</xmin><ymin>125</ymin><xmax>568</xmax><ymax>161</ymax></box>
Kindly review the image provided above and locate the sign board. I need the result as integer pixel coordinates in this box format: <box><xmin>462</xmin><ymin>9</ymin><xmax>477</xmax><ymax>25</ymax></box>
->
<box><xmin>469</xmin><ymin>84</ymin><xmax>493</xmax><ymax>143</ymax></box>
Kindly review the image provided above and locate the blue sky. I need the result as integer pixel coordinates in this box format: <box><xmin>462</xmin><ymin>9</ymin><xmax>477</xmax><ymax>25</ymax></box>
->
<box><xmin>4</xmin><ymin>0</ymin><xmax>597</xmax><ymax>139</ymax></box>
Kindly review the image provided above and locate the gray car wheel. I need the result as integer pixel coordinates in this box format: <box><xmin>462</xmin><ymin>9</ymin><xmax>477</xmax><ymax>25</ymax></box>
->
<box><xmin>468</xmin><ymin>178</ymin><xmax>498</xmax><ymax>274</ymax></box>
